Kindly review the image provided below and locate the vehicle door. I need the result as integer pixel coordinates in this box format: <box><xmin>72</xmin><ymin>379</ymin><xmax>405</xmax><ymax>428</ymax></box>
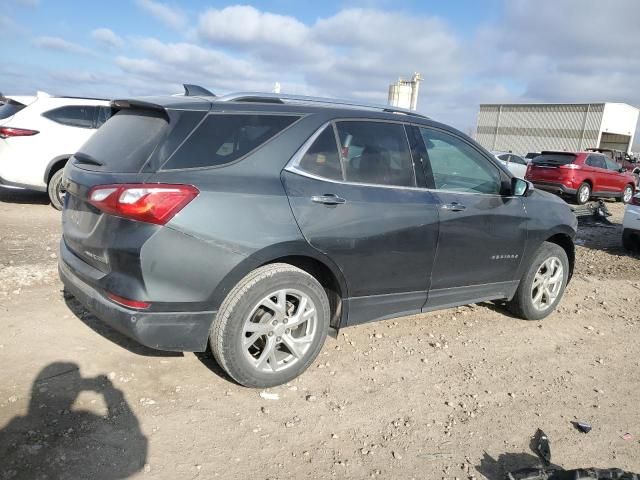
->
<box><xmin>585</xmin><ymin>154</ymin><xmax>610</xmax><ymax>192</ymax></box>
<box><xmin>414</xmin><ymin>126</ymin><xmax>528</xmax><ymax>310</ymax></box>
<box><xmin>604</xmin><ymin>157</ymin><xmax>627</xmax><ymax>192</ymax></box>
<box><xmin>282</xmin><ymin>120</ymin><xmax>440</xmax><ymax>325</ymax></box>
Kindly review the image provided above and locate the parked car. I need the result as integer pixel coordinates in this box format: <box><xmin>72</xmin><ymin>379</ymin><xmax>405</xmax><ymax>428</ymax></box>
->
<box><xmin>622</xmin><ymin>192</ymin><xmax>640</xmax><ymax>251</ymax></box>
<box><xmin>492</xmin><ymin>151</ymin><xmax>528</xmax><ymax>178</ymax></box>
<box><xmin>525</xmin><ymin>151</ymin><xmax>637</xmax><ymax>205</ymax></box>
<box><xmin>0</xmin><ymin>91</ymin><xmax>111</xmax><ymax>209</ymax></box>
<box><xmin>59</xmin><ymin>89</ymin><xmax>577</xmax><ymax>387</ymax></box>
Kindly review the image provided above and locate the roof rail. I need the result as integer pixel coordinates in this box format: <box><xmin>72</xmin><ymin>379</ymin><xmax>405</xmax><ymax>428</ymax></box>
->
<box><xmin>215</xmin><ymin>92</ymin><xmax>428</xmax><ymax>118</ymax></box>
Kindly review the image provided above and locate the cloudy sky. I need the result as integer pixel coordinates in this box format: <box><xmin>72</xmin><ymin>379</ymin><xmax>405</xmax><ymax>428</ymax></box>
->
<box><xmin>2</xmin><ymin>0</ymin><xmax>639</xmax><ymax>145</ymax></box>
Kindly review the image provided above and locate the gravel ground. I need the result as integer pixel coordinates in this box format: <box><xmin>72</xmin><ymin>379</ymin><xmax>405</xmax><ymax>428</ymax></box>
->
<box><xmin>0</xmin><ymin>188</ymin><xmax>639</xmax><ymax>480</ymax></box>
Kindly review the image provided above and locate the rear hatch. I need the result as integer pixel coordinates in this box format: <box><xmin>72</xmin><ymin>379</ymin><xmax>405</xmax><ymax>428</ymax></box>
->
<box><xmin>62</xmin><ymin>99</ymin><xmax>210</xmax><ymax>274</ymax></box>
<box><xmin>527</xmin><ymin>152</ymin><xmax>577</xmax><ymax>182</ymax></box>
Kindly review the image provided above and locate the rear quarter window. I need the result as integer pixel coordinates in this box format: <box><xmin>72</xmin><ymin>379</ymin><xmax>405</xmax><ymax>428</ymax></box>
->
<box><xmin>42</xmin><ymin>106</ymin><xmax>97</xmax><ymax>128</ymax></box>
<box><xmin>0</xmin><ymin>100</ymin><xmax>26</xmax><ymax>120</ymax></box>
<box><xmin>162</xmin><ymin>114</ymin><xmax>299</xmax><ymax>170</ymax></box>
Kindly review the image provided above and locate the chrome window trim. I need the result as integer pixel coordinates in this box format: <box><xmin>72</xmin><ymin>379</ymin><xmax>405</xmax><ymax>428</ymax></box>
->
<box><xmin>285</xmin><ymin>119</ymin><xmax>516</xmax><ymax>198</ymax></box>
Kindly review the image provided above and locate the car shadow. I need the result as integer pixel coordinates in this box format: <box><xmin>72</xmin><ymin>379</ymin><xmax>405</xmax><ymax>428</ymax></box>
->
<box><xmin>0</xmin><ymin>362</ymin><xmax>148</xmax><ymax>480</ymax></box>
<box><xmin>194</xmin><ymin>348</ymin><xmax>237</xmax><ymax>385</ymax></box>
<box><xmin>476</xmin><ymin>451</ymin><xmax>562</xmax><ymax>479</ymax></box>
<box><xmin>0</xmin><ymin>187</ymin><xmax>50</xmax><ymax>205</ymax></box>
<box><xmin>63</xmin><ymin>292</ymin><xmax>182</xmax><ymax>358</ymax></box>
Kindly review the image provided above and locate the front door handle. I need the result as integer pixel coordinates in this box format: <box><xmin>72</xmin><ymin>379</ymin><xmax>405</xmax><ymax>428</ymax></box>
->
<box><xmin>311</xmin><ymin>194</ymin><xmax>346</xmax><ymax>206</ymax></box>
<box><xmin>441</xmin><ymin>202</ymin><xmax>466</xmax><ymax>212</ymax></box>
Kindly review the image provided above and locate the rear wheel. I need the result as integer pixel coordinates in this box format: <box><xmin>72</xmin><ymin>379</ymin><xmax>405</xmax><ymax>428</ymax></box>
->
<box><xmin>507</xmin><ymin>242</ymin><xmax>569</xmax><ymax>320</ymax></box>
<box><xmin>575</xmin><ymin>182</ymin><xmax>591</xmax><ymax>205</ymax></box>
<box><xmin>210</xmin><ymin>263</ymin><xmax>330</xmax><ymax>388</ymax></box>
<box><xmin>618</xmin><ymin>184</ymin><xmax>634</xmax><ymax>204</ymax></box>
<box><xmin>47</xmin><ymin>168</ymin><xmax>65</xmax><ymax>210</ymax></box>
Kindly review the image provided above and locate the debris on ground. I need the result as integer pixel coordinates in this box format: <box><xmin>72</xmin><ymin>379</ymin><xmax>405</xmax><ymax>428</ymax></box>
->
<box><xmin>259</xmin><ymin>391</ymin><xmax>279</xmax><ymax>401</ymax></box>
<box><xmin>573</xmin><ymin>421</ymin><xmax>593</xmax><ymax>433</ymax></box>
<box><xmin>534</xmin><ymin>429</ymin><xmax>551</xmax><ymax>465</ymax></box>
<box><xmin>573</xmin><ymin>200</ymin><xmax>614</xmax><ymax>227</ymax></box>
<box><xmin>508</xmin><ymin>467</ymin><xmax>640</xmax><ymax>479</ymax></box>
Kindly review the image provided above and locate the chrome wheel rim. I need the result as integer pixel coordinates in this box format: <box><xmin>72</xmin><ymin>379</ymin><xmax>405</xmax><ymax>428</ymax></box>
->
<box><xmin>579</xmin><ymin>186</ymin><xmax>590</xmax><ymax>203</ymax></box>
<box><xmin>623</xmin><ymin>187</ymin><xmax>633</xmax><ymax>203</ymax></box>
<box><xmin>531</xmin><ymin>256</ymin><xmax>563</xmax><ymax>312</ymax></box>
<box><xmin>242</xmin><ymin>289</ymin><xmax>317</xmax><ymax>373</ymax></box>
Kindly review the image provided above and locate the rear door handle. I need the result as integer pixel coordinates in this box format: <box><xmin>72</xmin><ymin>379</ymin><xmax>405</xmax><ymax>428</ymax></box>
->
<box><xmin>441</xmin><ymin>202</ymin><xmax>466</xmax><ymax>212</ymax></box>
<box><xmin>311</xmin><ymin>194</ymin><xmax>346</xmax><ymax>206</ymax></box>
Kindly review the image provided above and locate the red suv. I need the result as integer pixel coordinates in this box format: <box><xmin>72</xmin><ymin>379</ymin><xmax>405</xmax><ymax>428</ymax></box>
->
<box><xmin>525</xmin><ymin>151</ymin><xmax>637</xmax><ymax>204</ymax></box>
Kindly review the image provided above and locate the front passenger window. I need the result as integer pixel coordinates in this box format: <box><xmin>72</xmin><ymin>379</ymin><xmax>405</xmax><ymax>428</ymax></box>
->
<box><xmin>420</xmin><ymin>128</ymin><xmax>501</xmax><ymax>194</ymax></box>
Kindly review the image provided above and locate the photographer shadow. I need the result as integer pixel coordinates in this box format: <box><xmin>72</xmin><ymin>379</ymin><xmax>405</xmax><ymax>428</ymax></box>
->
<box><xmin>0</xmin><ymin>362</ymin><xmax>148</xmax><ymax>480</ymax></box>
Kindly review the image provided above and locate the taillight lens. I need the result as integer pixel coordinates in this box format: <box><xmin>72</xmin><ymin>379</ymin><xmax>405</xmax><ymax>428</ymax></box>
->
<box><xmin>0</xmin><ymin>127</ymin><xmax>39</xmax><ymax>138</ymax></box>
<box><xmin>107</xmin><ymin>293</ymin><xmax>151</xmax><ymax>310</ymax></box>
<box><xmin>88</xmin><ymin>184</ymin><xmax>199</xmax><ymax>225</ymax></box>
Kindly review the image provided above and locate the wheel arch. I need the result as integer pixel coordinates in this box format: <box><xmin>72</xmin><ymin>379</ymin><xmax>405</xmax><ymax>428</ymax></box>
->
<box><xmin>545</xmin><ymin>232</ymin><xmax>575</xmax><ymax>281</ymax></box>
<box><xmin>210</xmin><ymin>241</ymin><xmax>349</xmax><ymax>330</ymax></box>
<box><xmin>43</xmin><ymin>154</ymin><xmax>71</xmax><ymax>184</ymax></box>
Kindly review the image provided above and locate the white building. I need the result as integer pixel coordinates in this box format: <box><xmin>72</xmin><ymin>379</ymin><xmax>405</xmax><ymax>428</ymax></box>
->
<box><xmin>475</xmin><ymin>102</ymin><xmax>639</xmax><ymax>154</ymax></box>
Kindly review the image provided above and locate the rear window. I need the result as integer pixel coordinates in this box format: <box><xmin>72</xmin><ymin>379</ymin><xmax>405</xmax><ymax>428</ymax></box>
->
<box><xmin>162</xmin><ymin>114</ymin><xmax>299</xmax><ymax>170</ymax></box>
<box><xmin>532</xmin><ymin>153</ymin><xmax>576</xmax><ymax>166</ymax></box>
<box><xmin>75</xmin><ymin>109</ymin><xmax>168</xmax><ymax>172</ymax></box>
<box><xmin>0</xmin><ymin>100</ymin><xmax>26</xmax><ymax>120</ymax></box>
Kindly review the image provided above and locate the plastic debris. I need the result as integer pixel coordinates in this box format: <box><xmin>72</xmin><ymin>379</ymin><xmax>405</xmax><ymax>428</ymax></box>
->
<box><xmin>534</xmin><ymin>429</ymin><xmax>551</xmax><ymax>465</ymax></box>
<box><xmin>621</xmin><ymin>433</ymin><xmax>633</xmax><ymax>441</ymax></box>
<box><xmin>259</xmin><ymin>391</ymin><xmax>280</xmax><ymax>401</ymax></box>
<box><xmin>574</xmin><ymin>421</ymin><xmax>592</xmax><ymax>433</ymax></box>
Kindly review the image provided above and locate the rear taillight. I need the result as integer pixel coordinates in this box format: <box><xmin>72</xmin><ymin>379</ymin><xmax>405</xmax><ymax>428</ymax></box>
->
<box><xmin>88</xmin><ymin>183</ymin><xmax>199</xmax><ymax>225</ymax></box>
<box><xmin>107</xmin><ymin>292</ymin><xmax>151</xmax><ymax>310</ymax></box>
<box><xmin>0</xmin><ymin>127</ymin><xmax>39</xmax><ymax>138</ymax></box>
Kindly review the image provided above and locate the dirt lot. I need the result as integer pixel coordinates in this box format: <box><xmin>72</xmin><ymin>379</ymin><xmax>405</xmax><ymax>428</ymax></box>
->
<box><xmin>1</xmin><ymin>188</ymin><xmax>639</xmax><ymax>480</ymax></box>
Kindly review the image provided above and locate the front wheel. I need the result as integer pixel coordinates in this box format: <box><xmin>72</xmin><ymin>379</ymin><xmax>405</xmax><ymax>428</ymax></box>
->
<box><xmin>618</xmin><ymin>184</ymin><xmax>634</xmax><ymax>204</ymax></box>
<box><xmin>210</xmin><ymin>263</ymin><xmax>330</xmax><ymax>388</ymax></box>
<box><xmin>575</xmin><ymin>182</ymin><xmax>591</xmax><ymax>205</ymax></box>
<box><xmin>47</xmin><ymin>169</ymin><xmax>65</xmax><ymax>210</ymax></box>
<box><xmin>507</xmin><ymin>242</ymin><xmax>569</xmax><ymax>320</ymax></box>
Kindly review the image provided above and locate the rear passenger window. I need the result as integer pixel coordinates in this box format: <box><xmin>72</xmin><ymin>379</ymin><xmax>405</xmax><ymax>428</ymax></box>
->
<box><xmin>586</xmin><ymin>155</ymin><xmax>606</xmax><ymax>169</ymax></box>
<box><xmin>335</xmin><ymin>121</ymin><xmax>416</xmax><ymax>187</ymax></box>
<box><xmin>163</xmin><ymin>114</ymin><xmax>299</xmax><ymax>169</ymax></box>
<box><xmin>297</xmin><ymin>126</ymin><xmax>343</xmax><ymax>181</ymax></box>
<box><xmin>42</xmin><ymin>106</ymin><xmax>96</xmax><ymax>128</ymax></box>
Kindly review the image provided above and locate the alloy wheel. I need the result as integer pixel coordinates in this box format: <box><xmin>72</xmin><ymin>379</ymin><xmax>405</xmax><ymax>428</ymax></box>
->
<box><xmin>623</xmin><ymin>186</ymin><xmax>633</xmax><ymax>203</ymax></box>
<box><xmin>531</xmin><ymin>256</ymin><xmax>563</xmax><ymax>312</ymax></box>
<box><xmin>242</xmin><ymin>289</ymin><xmax>317</xmax><ymax>373</ymax></box>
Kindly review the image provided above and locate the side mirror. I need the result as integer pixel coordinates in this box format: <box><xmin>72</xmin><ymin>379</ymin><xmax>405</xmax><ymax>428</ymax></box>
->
<box><xmin>619</xmin><ymin>167</ymin><xmax>626</xmax><ymax>173</ymax></box>
<box><xmin>512</xmin><ymin>177</ymin><xmax>534</xmax><ymax>197</ymax></box>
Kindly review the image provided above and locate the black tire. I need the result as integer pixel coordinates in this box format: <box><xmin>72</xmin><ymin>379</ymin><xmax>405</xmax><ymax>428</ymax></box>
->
<box><xmin>47</xmin><ymin>168</ymin><xmax>65</xmax><ymax>210</ymax></box>
<box><xmin>507</xmin><ymin>242</ymin><xmax>569</xmax><ymax>321</ymax></box>
<box><xmin>210</xmin><ymin>263</ymin><xmax>330</xmax><ymax>388</ymax></box>
<box><xmin>575</xmin><ymin>182</ymin><xmax>591</xmax><ymax>205</ymax></box>
<box><xmin>622</xmin><ymin>229</ymin><xmax>638</xmax><ymax>252</ymax></box>
<box><xmin>617</xmin><ymin>184</ymin><xmax>634</xmax><ymax>204</ymax></box>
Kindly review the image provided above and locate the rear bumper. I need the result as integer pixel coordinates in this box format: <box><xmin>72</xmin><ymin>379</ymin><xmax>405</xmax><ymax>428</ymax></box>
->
<box><xmin>59</xmin><ymin>246</ymin><xmax>215</xmax><ymax>352</ymax></box>
<box><xmin>530</xmin><ymin>181</ymin><xmax>576</xmax><ymax>195</ymax></box>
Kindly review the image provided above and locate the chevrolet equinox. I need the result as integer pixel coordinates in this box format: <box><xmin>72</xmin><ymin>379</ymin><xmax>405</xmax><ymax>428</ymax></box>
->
<box><xmin>59</xmin><ymin>88</ymin><xmax>577</xmax><ymax>387</ymax></box>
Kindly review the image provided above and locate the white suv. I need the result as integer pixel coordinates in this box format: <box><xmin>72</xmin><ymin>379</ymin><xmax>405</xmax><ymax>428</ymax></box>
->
<box><xmin>622</xmin><ymin>192</ymin><xmax>640</xmax><ymax>251</ymax></box>
<box><xmin>0</xmin><ymin>92</ymin><xmax>110</xmax><ymax>209</ymax></box>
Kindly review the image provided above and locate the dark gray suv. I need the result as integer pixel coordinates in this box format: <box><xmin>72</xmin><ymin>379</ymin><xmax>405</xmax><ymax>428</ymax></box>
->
<box><xmin>59</xmin><ymin>89</ymin><xmax>577</xmax><ymax>387</ymax></box>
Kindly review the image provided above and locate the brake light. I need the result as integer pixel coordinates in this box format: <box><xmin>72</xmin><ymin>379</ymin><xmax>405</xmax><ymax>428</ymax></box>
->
<box><xmin>88</xmin><ymin>183</ymin><xmax>199</xmax><ymax>225</ymax></box>
<box><xmin>0</xmin><ymin>127</ymin><xmax>39</xmax><ymax>138</ymax></box>
<box><xmin>107</xmin><ymin>293</ymin><xmax>151</xmax><ymax>310</ymax></box>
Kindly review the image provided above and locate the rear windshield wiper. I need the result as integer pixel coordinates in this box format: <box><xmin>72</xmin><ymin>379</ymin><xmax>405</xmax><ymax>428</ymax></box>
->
<box><xmin>73</xmin><ymin>152</ymin><xmax>104</xmax><ymax>167</ymax></box>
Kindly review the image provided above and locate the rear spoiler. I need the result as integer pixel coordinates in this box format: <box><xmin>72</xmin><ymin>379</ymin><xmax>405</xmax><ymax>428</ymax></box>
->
<box><xmin>110</xmin><ymin>99</ymin><xmax>169</xmax><ymax>120</ymax></box>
